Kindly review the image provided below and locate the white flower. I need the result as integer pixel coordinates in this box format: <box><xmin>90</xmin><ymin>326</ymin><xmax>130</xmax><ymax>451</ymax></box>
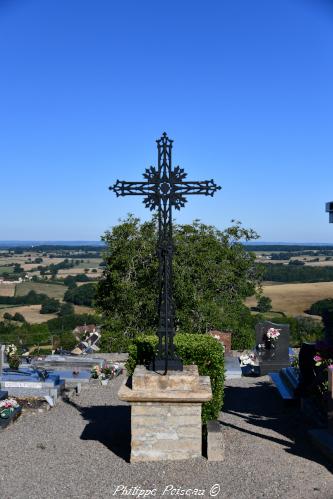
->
<box><xmin>266</xmin><ymin>328</ymin><xmax>281</xmax><ymax>340</ymax></box>
<box><xmin>4</xmin><ymin>344</ymin><xmax>17</xmax><ymax>357</ymax></box>
<box><xmin>239</xmin><ymin>354</ymin><xmax>256</xmax><ymax>366</ymax></box>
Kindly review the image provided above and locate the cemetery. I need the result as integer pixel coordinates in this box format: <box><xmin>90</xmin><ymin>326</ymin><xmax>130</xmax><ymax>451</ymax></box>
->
<box><xmin>1</xmin><ymin>134</ymin><xmax>333</xmax><ymax>498</ymax></box>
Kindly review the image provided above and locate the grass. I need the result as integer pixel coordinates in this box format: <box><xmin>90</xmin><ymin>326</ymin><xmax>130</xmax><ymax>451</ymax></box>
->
<box><xmin>72</xmin><ymin>259</ymin><xmax>102</xmax><ymax>269</ymax></box>
<box><xmin>0</xmin><ymin>304</ymin><xmax>57</xmax><ymax>323</ymax></box>
<box><xmin>15</xmin><ymin>281</ymin><xmax>66</xmax><ymax>299</ymax></box>
<box><xmin>0</xmin><ymin>283</ymin><xmax>16</xmax><ymax>297</ymax></box>
<box><xmin>58</xmin><ymin>268</ymin><xmax>102</xmax><ymax>277</ymax></box>
<box><xmin>0</xmin><ymin>266</ymin><xmax>14</xmax><ymax>274</ymax></box>
<box><xmin>246</xmin><ymin>281</ymin><xmax>333</xmax><ymax>316</ymax></box>
<box><xmin>74</xmin><ymin>305</ymin><xmax>96</xmax><ymax>315</ymax></box>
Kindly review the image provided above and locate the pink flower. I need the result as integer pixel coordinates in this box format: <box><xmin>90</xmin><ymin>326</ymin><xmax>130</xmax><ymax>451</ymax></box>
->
<box><xmin>314</xmin><ymin>355</ymin><xmax>322</xmax><ymax>362</ymax></box>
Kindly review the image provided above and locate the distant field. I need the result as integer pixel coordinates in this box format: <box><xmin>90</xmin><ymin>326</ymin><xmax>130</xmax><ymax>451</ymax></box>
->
<box><xmin>0</xmin><ymin>283</ymin><xmax>16</xmax><ymax>296</ymax></box>
<box><xmin>0</xmin><ymin>266</ymin><xmax>14</xmax><ymax>274</ymax></box>
<box><xmin>0</xmin><ymin>304</ymin><xmax>57</xmax><ymax>323</ymax></box>
<box><xmin>0</xmin><ymin>257</ymin><xmax>26</xmax><ymax>266</ymax></box>
<box><xmin>15</xmin><ymin>282</ymin><xmax>66</xmax><ymax>299</ymax></box>
<box><xmin>58</xmin><ymin>268</ymin><xmax>102</xmax><ymax>277</ymax></box>
<box><xmin>74</xmin><ymin>305</ymin><xmax>96</xmax><ymax>315</ymax></box>
<box><xmin>22</xmin><ymin>257</ymin><xmax>65</xmax><ymax>271</ymax></box>
<box><xmin>246</xmin><ymin>282</ymin><xmax>333</xmax><ymax>316</ymax></box>
<box><xmin>72</xmin><ymin>259</ymin><xmax>102</xmax><ymax>269</ymax></box>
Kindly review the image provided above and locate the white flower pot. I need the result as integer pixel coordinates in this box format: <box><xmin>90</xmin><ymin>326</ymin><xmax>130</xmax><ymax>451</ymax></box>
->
<box><xmin>100</xmin><ymin>379</ymin><xmax>109</xmax><ymax>386</ymax></box>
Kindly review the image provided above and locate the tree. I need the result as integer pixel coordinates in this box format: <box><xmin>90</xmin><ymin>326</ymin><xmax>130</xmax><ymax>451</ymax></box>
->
<box><xmin>64</xmin><ymin>283</ymin><xmax>96</xmax><ymax>306</ymax></box>
<box><xmin>64</xmin><ymin>276</ymin><xmax>77</xmax><ymax>288</ymax></box>
<box><xmin>13</xmin><ymin>263</ymin><xmax>22</xmax><ymax>273</ymax></box>
<box><xmin>58</xmin><ymin>302</ymin><xmax>75</xmax><ymax>317</ymax></box>
<box><xmin>308</xmin><ymin>298</ymin><xmax>333</xmax><ymax>316</ymax></box>
<box><xmin>40</xmin><ymin>298</ymin><xmax>61</xmax><ymax>314</ymax></box>
<box><xmin>96</xmin><ymin>215</ymin><xmax>262</xmax><ymax>347</ymax></box>
<box><xmin>257</xmin><ymin>295</ymin><xmax>272</xmax><ymax>313</ymax></box>
<box><xmin>13</xmin><ymin>312</ymin><xmax>26</xmax><ymax>322</ymax></box>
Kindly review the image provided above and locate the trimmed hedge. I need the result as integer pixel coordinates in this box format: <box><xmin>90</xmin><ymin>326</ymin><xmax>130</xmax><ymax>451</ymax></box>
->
<box><xmin>126</xmin><ymin>333</ymin><xmax>224</xmax><ymax>424</ymax></box>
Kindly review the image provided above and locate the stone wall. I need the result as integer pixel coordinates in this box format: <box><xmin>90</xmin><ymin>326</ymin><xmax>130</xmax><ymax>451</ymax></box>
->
<box><xmin>131</xmin><ymin>402</ymin><xmax>202</xmax><ymax>462</ymax></box>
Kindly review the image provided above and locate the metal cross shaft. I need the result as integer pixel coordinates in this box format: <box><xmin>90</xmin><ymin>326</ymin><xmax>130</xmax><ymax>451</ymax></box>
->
<box><xmin>110</xmin><ymin>133</ymin><xmax>221</xmax><ymax>373</ymax></box>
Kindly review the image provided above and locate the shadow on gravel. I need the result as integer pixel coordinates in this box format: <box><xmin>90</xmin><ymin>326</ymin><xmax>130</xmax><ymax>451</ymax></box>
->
<box><xmin>221</xmin><ymin>380</ymin><xmax>333</xmax><ymax>473</ymax></box>
<box><xmin>64</xmin><ymin>398</ymin><xmax>131</xmax><ymax>462</ymax></box>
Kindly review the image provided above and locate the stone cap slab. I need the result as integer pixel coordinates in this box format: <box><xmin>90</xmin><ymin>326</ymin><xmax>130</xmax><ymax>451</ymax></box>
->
<box><xmin>119</xmin><ymin>365</ymin><xmax>212</xmax><ymax>403</ymax></box>
<box><xmin>132</xmin><ymin>365</ymin><xmax>200</xmax><ymax>391</ymax></box>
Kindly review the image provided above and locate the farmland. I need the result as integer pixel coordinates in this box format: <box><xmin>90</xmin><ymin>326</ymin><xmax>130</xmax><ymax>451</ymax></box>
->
<box><xmin>15</xmin><ymin>281</ymin><xmax>66</xmax><ymax>300</ymax></box>
<box><xmin>0</xmin><ymin>304</ymin><xmax>57</xmax><ymax>323</ymax></box>
<box><xmin>0</xmin><ymin>246</ymin><xmax>103</xmax><ymax>323</ymax></box>
<box><xmin>246</xmin><ymin>281</ymin><xmax>333</xmax><ymax>316</ymax></box>
<box><xmin>0</xmin><ymin>283</ymin><xmax>16</xmax><ymax>297</ymax></box>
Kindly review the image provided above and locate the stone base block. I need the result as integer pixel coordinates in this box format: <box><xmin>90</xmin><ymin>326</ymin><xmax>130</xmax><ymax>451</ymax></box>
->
<box><xmin>118</xmin><ymin>365</ymin><xmax>212</xmax><ymax>462</ymax></box>
<box><xmin>131</xmin><ymin>402</ymin><xmax>202</xmax><ymax>462</ymax></box>
<box><xmin>207</xmin><ymin>420</ymin><xmax>224</xmax><ymax>461</ymax></box>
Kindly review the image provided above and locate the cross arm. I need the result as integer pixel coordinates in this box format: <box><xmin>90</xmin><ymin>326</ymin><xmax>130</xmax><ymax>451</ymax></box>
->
<box><xmin>175</xmin><ymin>179</ymin><xmax>221</xmax><ymax>197</ymax></box>
<box><xmin>110</xmin><ymin>180</ymin><xmax>152</xmax><ymax>197</ymax></box>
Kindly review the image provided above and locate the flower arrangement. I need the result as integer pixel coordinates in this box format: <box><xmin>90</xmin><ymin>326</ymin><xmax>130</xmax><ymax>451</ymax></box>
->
<box><xmin>5</xmin><ymin>344</ymin><xmax>17</xmax><ymax>357</ymax></box>
<box><xmin>266</xmin><ymin>328</ymin><xmax>281</xmax><ymax>341</ymax></box>
<box><xmin>5</xmin><ymin>344</ymin><xmax>20</xmax><ymax>370</ymax></box>
<box><xmin>239</xmin><ymin>353</ymin><xmax>257</xmax><ymax>367</ymax></box>
<box><xmin>91</xmin><ymin>364</ymin><xmax>114</xmax><ymax>384</ymax></box>
<box><xmin>0</xmin><ymin>398</ymin><xmax>20</xmax><ymax>419</ymax></box>
<box><xmin>311</xmin><ymin>341</ymin><xmax>333</xmax><ymax>400</ymax></box>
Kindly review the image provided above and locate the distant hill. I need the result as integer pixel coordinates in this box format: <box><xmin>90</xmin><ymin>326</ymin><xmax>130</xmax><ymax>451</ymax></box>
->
<box><xmin>0</xmin><ymin>241</ymin><xmax>104</xmax><ymax>249</ymax></box>
<box><xmin>243</xmin><ymin>243</ymin><xmax>333</xmax><ymax>251</ymax></box>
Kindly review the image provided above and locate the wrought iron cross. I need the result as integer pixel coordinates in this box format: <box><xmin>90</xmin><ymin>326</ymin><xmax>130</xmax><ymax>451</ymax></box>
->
<box><xmin>110</xmin><ymin>133</ymin><xmax>221</xmax><ymax>372</ymax></box>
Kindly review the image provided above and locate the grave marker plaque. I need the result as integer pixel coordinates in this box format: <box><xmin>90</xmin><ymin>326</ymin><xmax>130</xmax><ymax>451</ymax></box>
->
<box><xmin>255</xmin><ymin>320</ymin><xmax>290</xmax><ymax>375</ymax></box>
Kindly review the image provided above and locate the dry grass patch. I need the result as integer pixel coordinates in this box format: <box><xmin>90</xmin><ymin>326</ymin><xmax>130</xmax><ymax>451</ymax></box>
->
<box><xmin>246</xmin><ymin>281</ymin><xmax>333</xmax><ymax>316</ymax></box>
<box><xmin>74</xmin><ymin>305</ymin><xmax>96</xmax><ymax>315</ymax></box>
<box><xmin>0</xmin><ymin>283</ymin><xmax>16</xmax><ymax>297</ymax></box>
<box><xmin>58</xmin><ymin>268</ymin><xmax>102</xmax><ymax>277</ymax></box>
<box><xmin>0</xmin><ymin>304</ymin><xmax>57</xmax><ymax>323</ymax></box>
<box><xmin>22</xmin><ymin>258</ymin><xmax>65</xmax><ymax>271</ymax></box>
<box><xmin>15</xmin><ymin>282</ymin><xmax>66</xmax><ymax>299</ymax></box>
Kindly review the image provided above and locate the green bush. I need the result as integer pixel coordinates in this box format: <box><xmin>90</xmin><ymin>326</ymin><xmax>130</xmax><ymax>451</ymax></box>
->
<box><xmin>308</xmin><ymin>298</ymin><xmax>333</xmax><ymax>316</ymax></box>
<box><xmin>125</xmin><ymin>333</ymin><xmax>224</xmax><ymax>424</ymax></box>
<box><xmin>231</xmin><ymin>326</ymin><xmax>255</xmax><ymax>350</ymax></box>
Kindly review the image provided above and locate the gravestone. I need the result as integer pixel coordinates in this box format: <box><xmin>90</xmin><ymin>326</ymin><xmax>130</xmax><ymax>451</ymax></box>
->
<box><xmin>255</xmin><ymin>321</ymin><xmax>290</xmax><ymax>375</ymax></box>
<box><xmin>0</xmin><ymin>369</ymin><xmax>64</xmax><ymax>405</ymax></box>
<box><xmin>295</xmin><ymin>342</ymin><xmax>316</xmax><ymax>397</ymax></box>
<box><xmin>32</xmin><ymin>355</ymin><xmax>105</xmax><ymax>371</ymax></box>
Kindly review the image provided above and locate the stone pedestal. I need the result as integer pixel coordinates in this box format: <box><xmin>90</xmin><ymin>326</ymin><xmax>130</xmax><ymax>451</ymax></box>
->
<box><xmin>118</xmin><ymin>365</ymin><xmax>212</xmax><ymax>462</ymax></box>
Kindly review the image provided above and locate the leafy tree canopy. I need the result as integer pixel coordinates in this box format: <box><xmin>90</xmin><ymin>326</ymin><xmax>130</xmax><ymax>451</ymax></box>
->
<box><xmin>96</xmin><ymin>215</ymin><xmax>262</xmax><ymax>342</ymax></box>
<box><xmin>257</xmin><ymin>295</ymin><xmax>272</xmax><ymax>313</ymax></box>
<box><xmin>64</xmin><ymin>283</ymin><xmax>96</xmax><ymax>306</ymax></box>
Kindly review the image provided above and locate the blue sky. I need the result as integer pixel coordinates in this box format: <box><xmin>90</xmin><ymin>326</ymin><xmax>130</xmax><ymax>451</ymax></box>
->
<box><xmin>1</xmin><ymin>0</ymin><xmax>333</xmax><ymax>242</ymax></box>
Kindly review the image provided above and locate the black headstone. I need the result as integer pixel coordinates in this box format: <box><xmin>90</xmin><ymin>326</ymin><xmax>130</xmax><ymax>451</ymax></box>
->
<box><xmin>255</xmin><ymin>321</ymin><xmax>290</xmax><ymax>375</ymax></box>
<box><xmin>296</xmin><ymin>342</ymin><xmax>316</xmax><ymax>396</ymax></box>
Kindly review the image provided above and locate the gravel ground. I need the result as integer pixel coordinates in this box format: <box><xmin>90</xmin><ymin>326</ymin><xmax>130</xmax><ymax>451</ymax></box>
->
<box><xmin>0</xmin><ymin>375</ymin><xmax>332</xmax><ymax>499</ymax></box>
